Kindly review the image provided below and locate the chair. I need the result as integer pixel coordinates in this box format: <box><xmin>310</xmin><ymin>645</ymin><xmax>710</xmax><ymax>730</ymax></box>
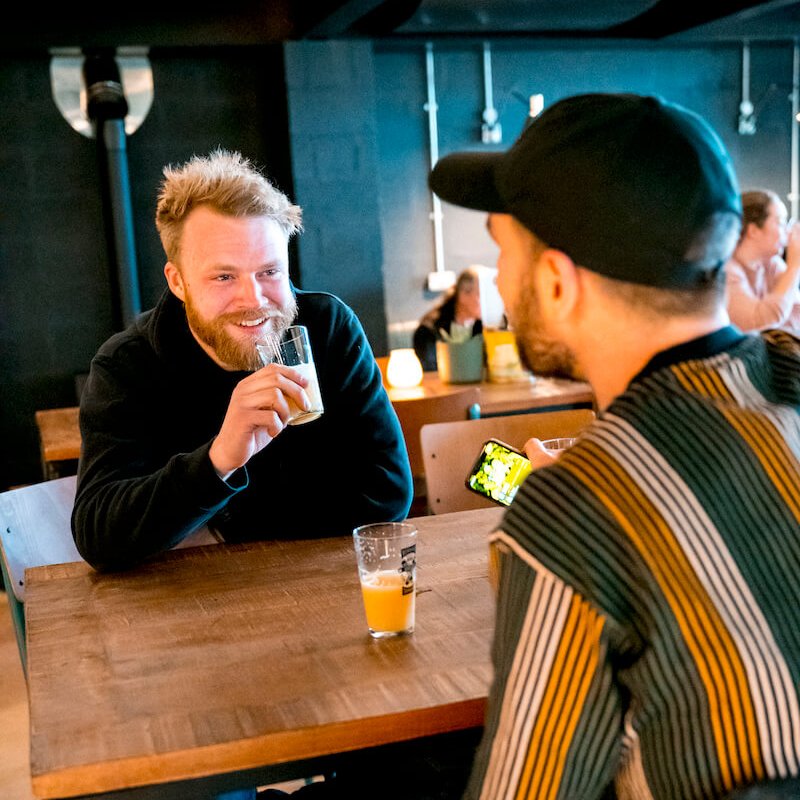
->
<box><xmin>392</xmin><ymin>387</ymin><xmax>481</xmax><ymax>512</ymax></box>
<box><xmin>393</xmin><ymin>387</ymin><xmax>481</xmax><ymax>478</ymax></box>
<box><xmin>0</xmin><ymin>475</ymin><xmax>80</xmax><ymax>671</ymax></box>
<box><xmin>375</xmin><ymin>355</ymin><xmax>391</xmax><ymax>387</ymax></box>
<box><xmin>420</xmin><ymin>408</ymin><xmax>595</xmax><ymax>514</ymax></box>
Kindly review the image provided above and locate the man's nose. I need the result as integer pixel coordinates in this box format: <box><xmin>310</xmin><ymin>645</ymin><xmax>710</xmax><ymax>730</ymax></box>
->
<box><xmin>236</xmin><ymin>274</ymin><xmax>264</xmax><ymax>307</ymax></box>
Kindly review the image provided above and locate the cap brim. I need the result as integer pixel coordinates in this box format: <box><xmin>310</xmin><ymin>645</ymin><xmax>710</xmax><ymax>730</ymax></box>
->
<box><xmin>428</xmin><ymin>151</ymin><xmax>507</xmax><ymax>213</ymax></box>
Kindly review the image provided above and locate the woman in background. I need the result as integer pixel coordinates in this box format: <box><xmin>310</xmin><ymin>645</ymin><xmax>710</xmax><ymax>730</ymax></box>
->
<box><xmin>413</xmin><ymin>267</ymin><xmax>482</xmax><ymax>371</ymax></box>
<box><xmin>724</xmin><ymin>188</ymin><xmax>800</xmax><ymax>333</ymax></box>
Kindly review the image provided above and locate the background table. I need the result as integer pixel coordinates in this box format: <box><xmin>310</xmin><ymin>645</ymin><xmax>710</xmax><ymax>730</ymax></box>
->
<box><xmin>32</xmin><ymin>377</ymin><xmax>593</xmax><ymax>483</ymax></box>
<box><xmin>387</xmin><ymin>373</ymin><xmax>594</xmax><ymax>417</ymax></box>
<box><xmin>25</xmin><ymin>506</ymin><xmax>504</xmax><ymax>799</ymax></box>
<box><xmin>472</xmin><ymin>375</ymin><xmax>594</xmax><ymax>416</ymax></box>
<box><xmin>34</xmin><ymin>407</ymin><xmax>81</xmax><ymax>479</ymax></box>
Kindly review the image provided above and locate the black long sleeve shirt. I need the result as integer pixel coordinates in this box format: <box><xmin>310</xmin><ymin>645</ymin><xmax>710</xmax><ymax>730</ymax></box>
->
<box><xmin>72</xmin><ymin>287</ymin><xmax>413</xmax><ymax>571</ymax></box>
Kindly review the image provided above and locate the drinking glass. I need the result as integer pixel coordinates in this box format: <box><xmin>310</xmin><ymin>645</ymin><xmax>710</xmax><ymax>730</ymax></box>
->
<box><xmin>256</xmin><ymin>325</ymin><xmax>324</xmax><ymax>425</ymax></box>
<box><xmin>353</xmin><ymin>522</ymin><xmax>417</xmax><ymax>638</ymax></box>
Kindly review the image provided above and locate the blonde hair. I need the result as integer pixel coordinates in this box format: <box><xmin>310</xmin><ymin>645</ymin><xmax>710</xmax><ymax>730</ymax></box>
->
<box><xmin>155</xmin><ymin>148</ymin><xmax>303</xmax><ymax>262</ymax></box>
<box><xmin>419</xmin><ymin>267</ymin><xmax>480</xmax><ymax>329</ymax></box>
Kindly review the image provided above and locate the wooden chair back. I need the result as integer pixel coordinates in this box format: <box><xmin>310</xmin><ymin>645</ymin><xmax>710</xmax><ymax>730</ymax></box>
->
<box><xmin>420</xmin><ymin>408</ymin><xmax>595</xmax><ymax>514</ymax></box>
<box><xmin>392</xmin><ymin>387</ymin><xmax>481</xmax><ymax>481</ymax></box>
<box><xmin>375</xmin><ymin>355</ymin><xmax>391</xmax><ymax>388</ymax></box>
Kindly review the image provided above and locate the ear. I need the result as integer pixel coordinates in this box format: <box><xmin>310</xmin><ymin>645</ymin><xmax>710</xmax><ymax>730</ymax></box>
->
<box><xmin>164</xmin><ymin>262</ymin><xmax>186</xmax><ymax>302</ymax></box>
<box><xmin>535</xmin><ymin>248</ymin><xmax>580</xmax><ymax>321</ymax></box>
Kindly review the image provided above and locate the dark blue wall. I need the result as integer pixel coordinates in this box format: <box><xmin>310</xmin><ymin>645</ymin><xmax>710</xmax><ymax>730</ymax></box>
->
<box><xmin>373</xmin><ymin>39</ymin><xmax>797</xmax><ymax>345</ymax></box>
<box><xmin>284</xmin><ymin>41</ymin><xmax>389</xmax><ymax>356</ymax></box>
<box><xmin>0</xmin><ymin>37</ymin><xmax>796</xmax><ymax>488</ymax></box>
<box><xmin>0</xmin><ymin>47</ymin><xmax>293</xmax><ymax>489</ymax></box>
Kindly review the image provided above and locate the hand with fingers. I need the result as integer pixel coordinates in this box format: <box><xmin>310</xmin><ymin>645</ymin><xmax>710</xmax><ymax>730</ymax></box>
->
<box><xmin>523</xmin><ymin>438</ymin><xmax>560</xmax><ymax>470</ymax></box>
<box><xmin>209</xmin><ymin>363</ymin><xmax>310</xmax><ymax>480</ymax></box>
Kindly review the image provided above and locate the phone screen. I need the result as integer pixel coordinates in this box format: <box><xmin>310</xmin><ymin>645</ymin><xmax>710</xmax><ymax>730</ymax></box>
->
<box><xmin>466</xmin><ymin>439</ymin><xmax>532</xmax><ymax>507</ymax></box>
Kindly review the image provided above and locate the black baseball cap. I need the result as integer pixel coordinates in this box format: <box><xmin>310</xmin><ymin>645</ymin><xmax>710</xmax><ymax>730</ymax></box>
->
<box><xmin>429</xmin><ymin>93</ymin><xmax>741</xmax><ymax>288</ymax></box>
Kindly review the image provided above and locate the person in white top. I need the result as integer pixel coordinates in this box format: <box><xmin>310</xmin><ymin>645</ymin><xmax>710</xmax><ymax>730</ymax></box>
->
<box><xmin>724</xmin><ymin>188</ymin><xmax>800</xmax><ymax>332</ymax></box>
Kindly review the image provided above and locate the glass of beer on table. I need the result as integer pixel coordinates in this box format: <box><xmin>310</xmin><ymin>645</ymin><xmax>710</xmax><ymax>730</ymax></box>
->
<box><xmin>352</xmin><ymin>522</ymin><xmax>417</xmax><ymax>638</ymax></box>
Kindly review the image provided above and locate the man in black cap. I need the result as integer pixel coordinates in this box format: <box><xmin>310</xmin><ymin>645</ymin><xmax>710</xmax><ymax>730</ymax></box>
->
<box><xmin>430</xmin><ymin>94</ymin><xmax>800</xmax><ymax>799</ymax></box>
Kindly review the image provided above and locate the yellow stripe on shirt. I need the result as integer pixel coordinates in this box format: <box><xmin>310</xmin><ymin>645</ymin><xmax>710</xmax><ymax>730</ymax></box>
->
<box><xmin>515</xmin><ymin>594</ymin><xmax>605</xmax><ymax>800</ymax></box>
<box><xmin>562</xmin><ymin>444</ymin><xmax>764</xmax><ymax>789</ymax></box>
<box><xmin>673</xmin><ymin>360</ymin><xmax>800</xmax><ymax>525</ymax></box>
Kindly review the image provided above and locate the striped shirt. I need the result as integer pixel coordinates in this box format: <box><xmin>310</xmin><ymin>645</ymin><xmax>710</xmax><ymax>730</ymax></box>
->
<box><xmin>465</xmin><ymin>327</ymin><xmax>800</xmax><ymax>800</ymax></box>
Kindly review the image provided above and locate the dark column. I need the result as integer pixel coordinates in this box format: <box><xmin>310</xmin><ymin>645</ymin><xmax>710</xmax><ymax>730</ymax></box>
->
<box><xmin>83</xmin><ymin>50</ymin><xmax>142</xmax><ymax>330</ymax></box>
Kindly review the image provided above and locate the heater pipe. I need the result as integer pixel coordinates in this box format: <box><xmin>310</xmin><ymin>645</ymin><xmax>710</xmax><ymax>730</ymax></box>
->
<box><xmin>83</xmin><ymin>50</ymin><xmax>141</xmax><ymax>329</ymax></box>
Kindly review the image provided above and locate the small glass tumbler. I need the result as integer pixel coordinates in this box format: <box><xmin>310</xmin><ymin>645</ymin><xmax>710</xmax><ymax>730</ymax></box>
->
<box><xmin>541</xmin><ymin>437</ymin><xmax>577</xmax><ymax>454</ymax></box>
<box><xmin>256</xmin><ymin>325</ymin><xmax>324</xmax><ymax>425</ymax></box>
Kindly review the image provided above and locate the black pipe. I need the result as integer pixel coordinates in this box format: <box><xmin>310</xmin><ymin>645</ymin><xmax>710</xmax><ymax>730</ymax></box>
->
<box><xmin>83</xmin><ymin>50</ymin><xmax>142</xmax><ymax>330</ymax></box>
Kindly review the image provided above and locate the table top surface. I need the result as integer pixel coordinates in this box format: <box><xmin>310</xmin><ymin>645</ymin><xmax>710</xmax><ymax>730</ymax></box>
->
<box><xmin>25</xmin><ymin>506</ymin><xmax>504</xmax><ymax>799</ymax></box>
<box><xmin>387</xmin><ymin>373</ymin><xmax>594</xmax><ymax>416</ymax></box>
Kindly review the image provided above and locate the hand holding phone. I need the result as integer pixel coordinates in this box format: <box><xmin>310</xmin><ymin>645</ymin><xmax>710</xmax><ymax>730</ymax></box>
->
<box><xmin>465</xmin><ymin>438</ymin><xmax>532</xmax><ymax>507</ymax></box>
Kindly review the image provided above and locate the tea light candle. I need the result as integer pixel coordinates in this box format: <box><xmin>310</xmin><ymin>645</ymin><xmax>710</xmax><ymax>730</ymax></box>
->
<box><xmin>386</xmin><ymin>348</ymin><xmax>423</xmax><ymax>388</ymax></box>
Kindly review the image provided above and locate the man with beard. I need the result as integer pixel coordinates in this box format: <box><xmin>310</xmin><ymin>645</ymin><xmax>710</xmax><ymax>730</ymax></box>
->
<box><xmin>72</xmin><ymin>149</ymin><xmax>413</xmax><ymax>572</ymax></box>
<box><xmin>429</xmin><ymin>94</ymin><xmax>800</xmax><ymax>799</ymax></box>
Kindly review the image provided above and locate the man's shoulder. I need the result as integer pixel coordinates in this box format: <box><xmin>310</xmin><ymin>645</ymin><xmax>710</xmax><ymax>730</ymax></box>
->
<box><xmin>94</xmin><ymin>309</ymin><xmax>155</xmax><ymax>361</ymax></box>
<box><xmin>93</xmin><ymin>290</ymin><xmax>183</xmax><ymax>364</ymax></box>
<box><xmin>762</xmin><ymin>327</ymin><xmax>800</xmax><ymax>361</ymax></box>
<box><xmin>295</xmin><ymin>288</ymin><xmax>352</xmax><ymax>316</ymax></box>
<box><xmin>91</xmin><ymin>299</ymin><xmax>185</xmax><ymax>383</ymax></box>
<box><xmin>611</xmin><ymin>329</ymin><xmax>800</xmax><ymax>430</ymax></box>
<box><xmin>295</xmin><ymin>289</ymin><xmax>362</xmax><ymax>335</ymax></box>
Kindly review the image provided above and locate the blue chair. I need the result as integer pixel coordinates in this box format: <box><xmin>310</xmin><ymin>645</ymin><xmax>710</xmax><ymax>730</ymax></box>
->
<box><xmin>0</xmin><ymin>475</ymin><xmax>80</xmax><ymax>673</ymax></box>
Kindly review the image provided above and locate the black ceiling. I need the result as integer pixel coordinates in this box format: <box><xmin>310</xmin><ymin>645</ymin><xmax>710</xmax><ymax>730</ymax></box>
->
<box><xmin>3</xmin><ymin>0</ymin><xmax>798</xmax><ymax>52</ymax></box>
<box><xmin>360</xmin><ymin>0</ymin><xmax>800</xmax><ymax>40</ymax></box>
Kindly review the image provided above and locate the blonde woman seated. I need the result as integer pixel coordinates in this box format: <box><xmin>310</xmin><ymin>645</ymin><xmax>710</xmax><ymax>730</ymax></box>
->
<box><xmin>724</xmin><ymin>188</ymin><xmax>800</xmax><ymax>332</ymax></box>
<box><xmin>412</xmin><ymin>267</ymin><xmax>483</xmax><ymax>371</ymax></box>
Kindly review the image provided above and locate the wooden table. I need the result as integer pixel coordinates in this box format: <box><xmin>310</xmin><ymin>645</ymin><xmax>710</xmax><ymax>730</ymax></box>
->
<box><xmin>387</xmin><ymin>373</ymin><xmax>594</xmax><ymax>417</ymax></box>
<box><xmin>25</xmin><ymin>506</ymin><xmax>504</xmax><ymax>799</ymax></box>
<box><xmin>34</xmin><ymin>406</ymin><xmax>81</xmax><ymax>479</ymax></box>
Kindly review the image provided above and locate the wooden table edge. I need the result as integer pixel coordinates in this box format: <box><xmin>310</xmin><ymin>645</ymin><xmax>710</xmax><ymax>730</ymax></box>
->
<box><xmin>31</xmin><ymin>699</ymin><xmax>486</xmax><ymax>799</ymax></box>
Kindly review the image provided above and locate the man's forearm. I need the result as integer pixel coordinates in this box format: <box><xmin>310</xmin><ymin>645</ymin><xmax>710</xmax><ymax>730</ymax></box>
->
<box><xmin>72</xmin><ymin>444</ymin><xmax>240</xmax><ymax>571</ymax></box>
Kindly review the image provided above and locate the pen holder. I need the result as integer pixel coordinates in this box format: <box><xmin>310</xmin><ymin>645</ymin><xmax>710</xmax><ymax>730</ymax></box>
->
<box><xmin>436</xmin><ymin>335</ymin><xmax>484</xmax><ymax>384</ymax></box>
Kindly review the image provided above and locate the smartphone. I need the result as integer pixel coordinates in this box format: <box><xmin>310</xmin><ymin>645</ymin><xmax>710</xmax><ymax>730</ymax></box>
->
<box><xmin>466</xmin><ymin>438</ymin><xmax>532</xmax><ymax>507</ymax></box>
